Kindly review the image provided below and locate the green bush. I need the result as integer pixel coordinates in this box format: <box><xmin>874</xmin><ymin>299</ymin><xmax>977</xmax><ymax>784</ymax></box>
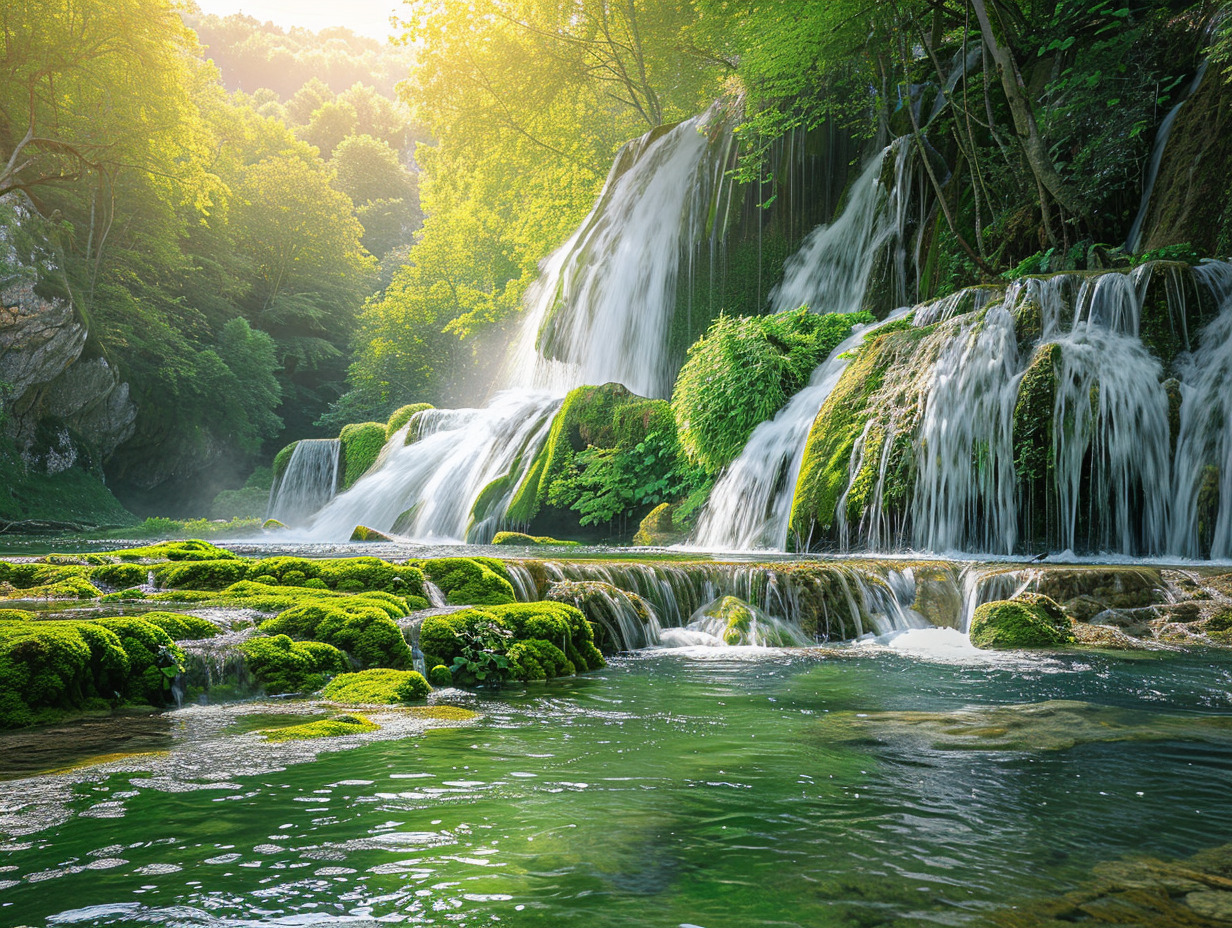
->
<box><xmin>672</xmin><ymin>308</ymin><xmax>872</xmax><ymax>474</ymax></box>
<box><xmin>240</xmin><ymin>634</ymin><xmax>349</xmax><ymax>694</ymax></box>
<box><xmin>321</xmin><ymin>668</ymin><xmax>431</xmax><ymax>704</ymax></box>
<box><xmin>339</xmin><ymin>422</ymin><xmax>388</xmax><ymax>488</ymax></box>
<box><xmin>419</xmin><ymin>558</ymin><xmax>515</xmax><ymax>605</ymax></box>
<box><xmin>969</xmin><ymin>600</ymin><xmax>1075</xmax><ymax>649</ymax></box>
<box><xmin>386</xmin><ymin>403</ymin><xmax>433</xmax><ymax>440</ymax></box>
<box><xmin>428</xmin><ymin>664</ymin><xmax>452</xmax><ymax>686</ymax></box>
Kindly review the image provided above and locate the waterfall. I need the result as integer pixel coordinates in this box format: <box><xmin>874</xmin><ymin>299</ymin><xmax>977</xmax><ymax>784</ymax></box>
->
<box><xmin>304</xmin><ymin>107</ymin><xmax>737</xmax><ymax>541</ymax></box>
<box><xmin>690</xmin><ymin>149</ymin><xmax>903</xmax><ymax>551</ymax></box>
<box><xmin>267</xmin><ymin>439</ymin><xmax>340</xmax><ymax>525</ymax></box>
<box><xmin>1125</xmin><ymin>62</ymin><xmax>1210</xmax><ymax>253</ymax></box>
<box><xmin>1169</xmin><ymin>262</ymin><xmax>1232</xmax><ymax>557</ymax></box>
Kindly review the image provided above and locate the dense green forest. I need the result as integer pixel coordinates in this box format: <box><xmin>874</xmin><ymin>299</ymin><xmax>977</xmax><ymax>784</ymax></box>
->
<box><xmin>1</xmin><ymin>0</ymin><xmax>1229</xmax><ymax>533</ymax></box>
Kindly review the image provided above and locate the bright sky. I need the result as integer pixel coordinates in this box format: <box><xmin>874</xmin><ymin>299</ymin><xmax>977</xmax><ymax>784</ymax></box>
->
<box><xmin>194</xmin><ymin>0</ymin><xmax>404</xmax><ymax>40</ymax></box>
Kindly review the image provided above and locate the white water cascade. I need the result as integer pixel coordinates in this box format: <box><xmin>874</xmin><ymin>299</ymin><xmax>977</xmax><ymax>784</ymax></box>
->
<box><xmin>304</xmin><ymin>108</ymin><xmax>737</xmax><ymax>542</ymax></box>
<box><xmin>266</xmin><ymin>439</ymin><xmax>340</xmax><ymax>525</ymax></box>
<box><xmin>691</xmin><ymin>150</ymin><xmax>901</xmax><ymax>551</ymax></box>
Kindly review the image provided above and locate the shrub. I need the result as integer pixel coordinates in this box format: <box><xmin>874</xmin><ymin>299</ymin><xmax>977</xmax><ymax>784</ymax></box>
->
<box><xmin>240</xmin><ymin>635</ymin><xmax>349</xmax><ymax>694</ymax></box>
<box><xmin>428</xmin><ymin>664</ymin><xmax>452</xmax><ymax>686</ymax></box>
<box><xmin>672</xmin><ymin>308</ymin><xmax>872</xmax><ymax>474</ymax></box>
<box><xmin>320</xmin><ymin>669</ymin><xmax>431</xmax><ymax>704</ymax></box>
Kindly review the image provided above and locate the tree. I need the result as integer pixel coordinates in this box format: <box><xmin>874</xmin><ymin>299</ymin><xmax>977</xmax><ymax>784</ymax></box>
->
<box><xmin>300</xmin><ymin>100</ymin><xmax>358</xmax><ymax>158</ymax></box>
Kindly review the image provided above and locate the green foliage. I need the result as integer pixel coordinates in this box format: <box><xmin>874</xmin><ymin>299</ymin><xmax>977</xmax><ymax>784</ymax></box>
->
<box><xmin>969</xmin><ymin>599</ymin><xmax>1076</xmax><ymax>649</ymax></box>
<box><xmin>240</xmin><ymin>634</ymin><xmax>349</xmax><ymax>694</ymax></box>
<box><xmin>428</xmin><ymin>664</ymin><xmax>453</xmax><ymax>686</ymax></box>
<box><xmin>506</xmin><ymin>639</ymin><xmax>574</xmax><ymax>681</ymax></box>
<box><xmin>339</xmin><ymin>422</ymin><xmax>388</xmax><ymax>488</ymax></box>
<box><xmin>320</xmin><ymin>668</ymin><xmax>431</xmax><ymax>704</ymax></box>
<box><xmin>672</xmin><ymin>309</ymin><xmax>872</xmax><ymax>474</ymax></box>
<box><xmin>445</xmin><ymin>617</ymin><xmax>515</xmax><ymax>687</ymax></box>
<box><xmin>419</xmin><ymin>558</ymin><xmax>516</xmax><ymax>606</ymax></box>
<box><xmin>262</xmin><ymin>713</ymin><xmax>379</xmax><ymax>741</ymax></box>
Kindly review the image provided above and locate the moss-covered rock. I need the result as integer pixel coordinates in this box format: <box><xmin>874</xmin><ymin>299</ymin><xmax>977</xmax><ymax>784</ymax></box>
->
<box><xmin>140</xmin><ymin>612</ymin><xmax>219</xmax><ymax>640</ymax></box>
<box><xmin>260</xmin><ymin>601</ymin><xmax>413</xmax><ymax>670</ymax></box>
<box><xmin>1013</xmin><ymin>343</ymin><xmax>1060</xmax><ymax>551</ymax></box>
<box><xmin>272</xmin><ymin>441</ymin><xmax>299</xmax><ymax>485</ymax></box>
<box><xmin>152</xmin><ymin>558</ymin><xmax>251</xmax><ymax>591</ymax></box>
<box><xmin>546</xmin><ymin>579</ymin><xmax>653</xmax><ymax>651</ymax></box>
<box><xmin>350</xmin><ymin>524</ymin><xmax>393</xmax><ymax>542</ymax></box>
<box><xmin>262</xmin><ymin>713</ymin><xmax>379</xmax><ymax>741</ymax></box>
<box><xmin>386</xmin><ymin>403</ymin><xmax>434</xmax><ymax>440</ymax></box>
<box><xmin>91</xmin><ymin>616</ymin><xmax>185</xmax><ymax>703</ymax></box>
<box><xmin>418</xmin><ymin>557</ymin><xmax>516</xmax><ymax>605</ymax></box>
<box><xmin>321</xmin><ymin>668</ymin><xmax>431</xmax><ymax>704</ymax></box>
<box><xmin>339</xmin><ymin>422</ymin><xmax>388</xmax><ymax>489</ymax></box>
<box><xmin>263</xmin><ymin>519</ymin><xmax>287</xmax><ymax>531</ymax></box>
<box><xmin>633</xmin><ymin>502</ymin><xmax>683</xmax><ymax>546</ymax></box>
<box><xmin>491</xmin><ymin>532</ymin><xmax>579</xmax><ymax>547</ymax></box>
<box><xmin>240</xmin><ymin>634</ymin><xmax>349</xmax><ymax>694</ymax></box>
<box><xmin>99</xmin><ymin>540</ymin><xmax>239</xmax><ymax>563</ymax></box>
<box><xmin>428</xmin><ymin>664</ymin><xmax>452</xmax><ymax>686</ymax></box>
<box><xmin>968</xmin><ymin>599</ymin><xmax>1075</xmax><ymax>649</ymax></box>
<box><xmin>89</xmin><ymin>563</ymin><xmax>148</xmax><ymax>589</ymax></box>
<box><xmin>507</xmin><ymin>638</ymin><xmax>574</xmax><ymax>680</ymax></box>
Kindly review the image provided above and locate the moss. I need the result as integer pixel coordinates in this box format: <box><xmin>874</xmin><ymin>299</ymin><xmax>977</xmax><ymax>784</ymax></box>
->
<box><xmin>247</xmin><ymin>556</ymin><xmax>425</xmax><ymax>603</ymax></box>
<box><xmin>428</xmin><ymin>664</ymin><xmax>452</xmax><ymax>686</ymax></box>
<box><xmin>32</xmin><ymin>576</ymin><xmax>103</xmax><ymax>600</ymax></box>
<box><xmin>100</xmin><ymin>588</ymin><xmax>147</xmax><ymax>602</ymax></box>
<box><xmin>633</xmin><ymin>503</ymin><xmax>683</xmax><ymax>546</ymax></box>
<box><xmin>969</xmin><ymin>599</ymin><xmax>1075</xmax><ymax>649</ymax></box>
<box><xmin>261</xmin><ymin>713</ymin><xmax>379</xmax><ymax>741</ymax></box>
<box><xmin>320</xmin><ymin>668</ymin><xmax>431</xmax><ymax>704</ymax></box>
<box><xmin>407</xmin><ymin>705</ymin><xmax>477</xmax><ymax>722</ymax></box>
<box><xmin>263</xmin><ymin>519</ymin><xmax>287</xmax><ymax>530</ymax></box>
<box><xmin>89</xmin><ymin>563</ymin><xmax>147</xmax><ymax>589</ymax></box>
<box><xmin>491</xmin><ymin>532</ymin><xmax>579</xmax><ymax>547</ymax></box>
<box><xmin>0</xmin><ymin>450</ymin><xmax>136</xmax><ymax>530</ymax></box>
<box><xmin>419</xmin><ymin>558</ymin><xmax>516</xmax><ymax>605</ymax></box>
<box><xmin>240</xmin><ymin>634</ymin><xmax>349</xmax><ymax>694</ymax></box>
<box><xmin>260</xmin><ymin>599</ymin><xmax>413</xmax><ymax>669</ymax></box>
<box><xmin>1013</xmin><ymin>343</ymin><xmax>1061</xmax><ymax>551</ymax></box>
<box><xmin>507</xmin><ymin>638</ymin><xmax>574</xmax><ymax>681</ymax></box>
<box><xmin>140</xmin><ymin>612</ymin><xmax>219</xmax><ymax>640</ymax></box>
<box><xmin>420</xmin><ymin>601</ymin><xmax>603</xmax><ymax>677</ymax></box>
<box><xmin>386</xmin><ymin>403</ymin><xmax>434</xmax><ymax>440</ymax></box>
<box><xmin>153</xmin><ymin>558</ymin><xmax>251</xmax><ymax>591</ymax></box>
<box><xmin>350</xmin><ymin>524</ymin><xmax>393</xmax><ymax>542</ymax></box>
<box><xmin>789</xmin><ymin>323</ymin><xmax>933</xmax><ymax>549</ymax></box>
<box><xmin>92</xmin><ymin>617</ymin><xmax>185</xmax><ymax>703</ymax></box>
<box><xmin>706</xmin><ymin>595</ymin><xmax>757</xmax><ymax>645</ymax></box>
<box><xmin>271</xmin><ymin>441</ymin><xmax>299</xmax><ymax>485</ymax></box>
<box><xmin>339</xmin><ymin>422</ymin><xmax>388</xmax><ymax>489</ymax></box>
<box><xmin>104</xmin><ymin>540</ymin><xmax>239</xmax><ymax>562</ymax></box>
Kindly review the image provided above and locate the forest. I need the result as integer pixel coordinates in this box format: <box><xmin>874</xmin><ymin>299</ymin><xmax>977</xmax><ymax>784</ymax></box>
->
<box><xmin>1</xmin><ymin>0</ymin><xmax>1229</xmax><ymax>543</ymax></box>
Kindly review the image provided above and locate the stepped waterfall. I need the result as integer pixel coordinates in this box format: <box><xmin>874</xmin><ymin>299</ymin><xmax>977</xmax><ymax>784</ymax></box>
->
<box><xmin>305</xmin><ymin>107</ymin><xmax>738</xmax><ymax>542</ymax></box>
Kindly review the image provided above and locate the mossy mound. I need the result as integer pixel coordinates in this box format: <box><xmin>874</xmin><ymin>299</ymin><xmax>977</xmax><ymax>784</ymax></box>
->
<box><xmin>261</xmin><ymin>713</ymin><xmax>379</xmax><ymax>742</ymax></box>
<box><xmin>386</xmin><ymin>403</ymin><xmax>433</xmax><ymax>440</ymax></box>
<box><xmin>418</xmin><ymin>557</ymin><xmax>516</xmax><ymax>605</ymax></box>
<box><xmin>320</xmin><ymin>669</ymin><xmax>431</xmax><ymax>704</ymax></box>
<box><xmin>260</xmin><ymin>601</ymin><xmax>413</xmax><ymax>669</ymax></box>
<box><xmin>419</xmin><ymin>601</ymin><xmax>604</xmax><ymax>682</ymax></box>
<box><xmin>263</xmin><ymin>519</ymin><xmax>287</xmax><ymax>531</ymax></box>
<box><xmin>339</xmin><ymin>422</ymin><xmax>388</xmax><ymax>489</ymax></box>
<box><xmin>240</xmin><ymin>635</ymin><xmax>349</xmax><ymax>694</ymax></box>
<box><xmin>350</xmin><ymin>524</ymin><xmax>393</xmax><ymax>542</ymax></box>
<box><xmin>428</xmin><ymin>664</ymin><xmax>452</xmax><ymax>686</ymax></box>
<box><xmin>140</xmin><ymin>612</ymin><xmax>219</xmax><ymax>640</ymax></box>
<box><xmin>491</xmin><ymin>532</ymin><xmax>579</xmax><ymax>547</ymax></box>
<box><xmin>96</xmin><ymin>540</ymin><xmax>239</xmax><ymax>563</ymax></box>
<box><xmin>633</xmin><ymin>503</ymin><xmax>683</xmax><ymax>546</ymax></box>
<box><xmin>968</xmin><ymin>599</ymin><xmax>1075</xmax><ymax>649</ymax></box>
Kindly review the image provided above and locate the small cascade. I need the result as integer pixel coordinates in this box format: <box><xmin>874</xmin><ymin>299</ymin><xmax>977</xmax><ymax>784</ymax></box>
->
<box><xmin>691</xmin><ymin>147</ymin><xmax>906</xmax><ymax>552</ymax></box>
<box><xmin>267</xmin><ymin>439</ymin><xmax>341</xmax><ymax>525</ymax></box>
<box><xmin>1169</xmin><ymin>262</ymin><xmax>1232</xmax><ymax>558</ymax></box>
<box><xmin>307</xmin><ymin>392</ymin><xmax>560</xmax><ymax>543</ymax></box>
<box><xmin>179</xmin><ymin>628</ymin><xmax>257</xmax><ymax>702</ymax></box>
<box><xmin>1125</xmin><ymin>62</ymin><xmax>1210</xmax><ymax>253</ymax></box>
<box><xmin>661</xmin><ymin>598</ymin><xmax>814</xmax><ymax>649</ymax></box>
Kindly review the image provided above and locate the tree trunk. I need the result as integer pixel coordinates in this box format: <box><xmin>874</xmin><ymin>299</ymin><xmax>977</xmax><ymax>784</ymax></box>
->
<box><xmin>969</xmin><ymin>0</ymin><xmax>1085</xmax><ymax>218</ymax></box>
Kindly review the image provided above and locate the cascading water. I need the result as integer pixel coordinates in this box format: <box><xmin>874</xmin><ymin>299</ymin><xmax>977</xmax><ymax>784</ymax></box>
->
<box><xmin>691</xmin><ymin>149</ymin><xmax>904</xmax><ymax>551</ymax></box>
<box><xmin>305</xmin><ymin>107</ymin><xmax>738</xmax><ymax>541</ymax></box>
<box><xmin>266</xmin><ymin>439</ymin><xmax>340</xmax><ymax>525</ymax></box>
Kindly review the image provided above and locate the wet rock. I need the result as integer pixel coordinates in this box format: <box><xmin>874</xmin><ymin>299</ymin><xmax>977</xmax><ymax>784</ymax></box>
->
<box><xmin>1070</xmin><ymin>622</ymin><xmax>1155</xmax><ymax>650</ymax></box>
<box><xmin>1185</xmin><ymin>891</ymin><xmax>1232</xmax><ymax>921</ymax></box>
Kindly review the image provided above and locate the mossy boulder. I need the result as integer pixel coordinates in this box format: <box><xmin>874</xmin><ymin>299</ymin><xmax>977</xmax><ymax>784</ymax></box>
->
<box><xmin>321</xmin><ymin>668</ymin><xmax>431</xmax><ymax>704</ymax></box>
<box><xmin>419</xmin><ymin>558</ymin><xmax>516</xmax><ymax>606</ymax></box>
<box><xmin>91</xmin><ymin>616</ymin><xmax>185</xmax><ymax>704</ymax></box>
<box><xmin>263</xmin><ymin>519</ymin><xmax>287</xmax><ymax>531</ymax></box>
<box><xmin>350</xmin><ymin>525</ymin><xmax>393</xmax><ymax>542</ymax></box>
<box><xmin>968</xmin><ymin>599</ymin><xmax>1076</xmax><ymax>649</ymax></box>
<box><xmin>339</xmin><ymin>422</ymin><xmax>388</xmax><ymax>489</ymax></box>
<box><xmin>491</xmin><ymin>532</ymin><xmax>579</xmax><ymax>547</ymax></box>
<box><xmin>260</xmin><ymin>601</ymin><xmax>413</xmax><ymax>670</ymax></box>
<box><xmin>89</xmin><ymin>563</ymin><xmax>148</xmax><ymax>589</ymax></box>
<box><xmin>140</xmin><ymin>612</ymin><xmax>219</xmax><ymax>640</ymax></box>
<box><xmin>152</xmin><ymin>558</ymin><xmax>251</xmax><ymax>591</ymax></box>
<box><xmin>386</xmin><ymin>403</ymin><xmax>433</xmax><ymax>440</ymax></box>
<box><xmin>633</xmin><ymin>502</ymin><xmax>683</xmax><ymax>546</ymax></box>
<box><xmin>272</xmin><ymin>441</ymin><xmax>299</xmax><ymax>485</ymax></box>
<box><xmin>262</xmin><ymin>713</ymin><xmax>379</xmax><ymax>741</ymax></box>
<box><xmin>240</xmin><ymin>634</ymin><xmax>349</xmax><ymax>694</ymax></box>
<box><xmin>705</xmin><ymin>595</ymin><xmax>758</xmax><ymax>645</ymax></box>
<box><xmin>428</xmin><ymin>664</ymin><xmax>452</xmax><ymax>686</ymax></box>
<box><xmin>101</xmin><ymin>540</ymin><xmax>239</xmax><ymax>562</ymax></box>
<box><xmin>1013</xmin><ymin>344</ymin><xmax>1060</xmax><ymax>551</ymax></box>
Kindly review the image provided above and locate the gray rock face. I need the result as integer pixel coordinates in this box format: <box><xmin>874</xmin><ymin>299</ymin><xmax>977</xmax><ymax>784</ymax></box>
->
<box><xmin>0</xmin><ymin>281</ymin><xmax>136</xmax><ymax>464</ymax></box>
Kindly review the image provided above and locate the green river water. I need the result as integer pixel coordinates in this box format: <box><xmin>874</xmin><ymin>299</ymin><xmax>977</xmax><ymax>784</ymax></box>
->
<box><xmin>2</xmin><ymin>639</ymin><xmax>1232</xmax><ymax>927</ymax></box>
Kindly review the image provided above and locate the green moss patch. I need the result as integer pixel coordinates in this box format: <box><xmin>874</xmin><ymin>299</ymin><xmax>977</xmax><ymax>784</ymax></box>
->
<box><xmin>491</xmin><ymin>532</ymin><xmax>579</xmax><ymax>547</ymax></box>
<box><xmin>339</xmin><ymin>422</ymin><xmax>388</xmax><ymax>489</ymax></box>
<box><xmin>320</xmin><ymin>669</ymin><xmax>431</xmax><ymax>704</ymax></box>
<box><xmin>261</xmin><ymin>713</ymin><xmax>379</xmax><ymax>742</ymax></box>
<box><xmin>969</xmin><ymin>598</ymin><xmax>1075</xmax><ymax>649</ymax></box>
<box><xmin>386</xmin><ymin>403</ymin><xmax>433</xmax><ymax>440</ymax></box>
<box><xmin>240</xmin><ymin>635</ymin><xmax>349</xmax><ymax>694</ymax></box>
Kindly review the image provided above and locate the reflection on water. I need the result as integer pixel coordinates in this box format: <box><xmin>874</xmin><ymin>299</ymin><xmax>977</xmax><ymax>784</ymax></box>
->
<box><xmin>1</xmin><ymin>649</ymin><xmax>1231</xmax><ymax>927</ymax></box>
